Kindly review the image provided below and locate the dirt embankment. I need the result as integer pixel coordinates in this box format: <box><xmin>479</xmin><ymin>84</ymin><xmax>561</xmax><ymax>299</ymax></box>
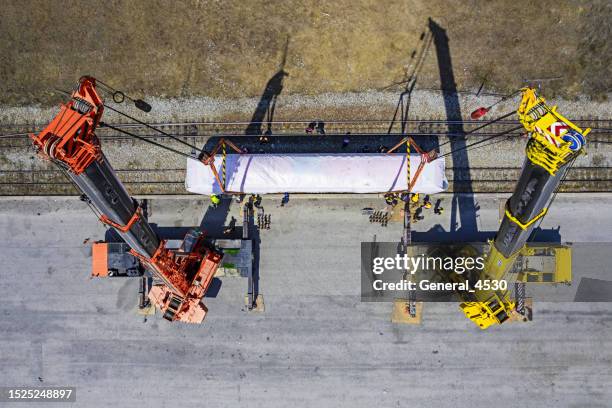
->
<box><xmin>1</xmin><ymin>0</ymin><xmax>610</xmax><ymax>108</ymax></box>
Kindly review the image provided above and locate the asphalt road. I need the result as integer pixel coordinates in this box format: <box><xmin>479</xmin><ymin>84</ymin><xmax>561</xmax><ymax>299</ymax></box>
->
<box><xmin>0</xmin><ymin>193</ymin><xmax>611</xmax><ymax>407</ymax></box>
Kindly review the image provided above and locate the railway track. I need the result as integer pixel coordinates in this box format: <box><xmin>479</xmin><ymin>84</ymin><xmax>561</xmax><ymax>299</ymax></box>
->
<box><xmin>2</xmin><ymin>119</ymin><xmax>610</xmax><ymax>195</ymax></box>
<box><xmin>1</xmin><ymin>118</ymin><xmax>611</xmax><ymax>149</ymax></box>
<box><xmin>2</xmin><ymin>166</ymin><xmax>610</xmax><ymax>195</ymax></box>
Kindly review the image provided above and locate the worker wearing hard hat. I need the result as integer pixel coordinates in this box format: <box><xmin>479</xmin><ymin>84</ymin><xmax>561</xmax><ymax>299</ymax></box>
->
<box><xmin>211</xmin><ymin>194</ymin><xmax>221</xmax><ymax>208</ymax></box>
<box><xmin>384</xmin><ymin>193</ymin><xmax>399</xmax><ymax>207</ymax></box>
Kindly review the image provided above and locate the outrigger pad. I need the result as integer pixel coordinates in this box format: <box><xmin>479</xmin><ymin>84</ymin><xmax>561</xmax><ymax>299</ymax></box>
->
<box><xmin>185</xmin><ymin>153</ymin><xmax>448</xmax><ymax>195</ymax></box>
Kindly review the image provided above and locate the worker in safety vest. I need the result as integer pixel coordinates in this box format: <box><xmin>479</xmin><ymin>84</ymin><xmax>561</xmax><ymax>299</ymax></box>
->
<box><xmin>422</xmin><ymin>195</ymin><xmax>432</xmax><ymax>209</ymax></box>
<box><xmin>384</xmin><ymin>193</ymin><xmax>396</xmax><ymax>206</ymax></box>
<box><xmin>411</xmin><ymin>193</ymin><xmax>420</xmax><ymax>203</ymax></box>
<box><xmin>211</xmin><ymin>194</ymin><xmax>221</xmax><ymax>208</ymax></box>
<box><xmin>392</xmin><ymin>194</ymin><xmax>398</xmax><ymax>206</ymax></box>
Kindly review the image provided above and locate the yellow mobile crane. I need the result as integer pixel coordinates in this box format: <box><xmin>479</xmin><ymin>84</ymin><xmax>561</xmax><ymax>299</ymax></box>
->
<box><xmin>460</xmin><ymin>88</ymin><xmax>590</xmax><ymax>329</ymax></box>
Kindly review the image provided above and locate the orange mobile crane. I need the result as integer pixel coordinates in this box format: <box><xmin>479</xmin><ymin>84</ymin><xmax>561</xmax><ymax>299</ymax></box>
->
<box><xmin>30</xmin><ymin>76</ymin><xmax>222</xmax><ymax>323</ymax></box>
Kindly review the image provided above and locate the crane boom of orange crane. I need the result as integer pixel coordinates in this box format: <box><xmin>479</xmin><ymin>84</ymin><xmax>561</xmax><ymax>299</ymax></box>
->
<box><xmin>30</xmin><ymin>76</ymin><xmax>222</xmax><ymax>323</ymax></box>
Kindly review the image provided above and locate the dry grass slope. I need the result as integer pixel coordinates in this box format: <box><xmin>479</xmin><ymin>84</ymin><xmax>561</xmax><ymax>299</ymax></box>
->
<box><xmin>0</xmin><ymin>0</ymin><xmax>610</xmax><ymax>106</ymax></box>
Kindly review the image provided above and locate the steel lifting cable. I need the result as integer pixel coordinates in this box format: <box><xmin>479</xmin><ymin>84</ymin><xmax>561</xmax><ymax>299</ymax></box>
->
<box><xmin>406</xmin><ymin>138</ymin><xmax>410</xmax><ymax>190</ymax></box>
<box><xmin>221</xmin><ymin>141</ymin><xmax>227</xmax><ymax>190</ymax></box>
<box><xmin>405</xmin><ymin>138</ymin><xmax>412</xmax><ymax>245</ymax></box>
<box><xmin>102</xmin><ymin>104</ymin><xmax>199</xmax><ymax>151</ymax></box>
<box><xmin>54</xmin><ymin>87</ymin><xmax>199</xmax><ymax>151</ymax></box>
<box><xmin>1</xmin><ymin>129</ymin><xmax>532</xmax><ymax>140</ymax></box>
<box><xmin>24</xmin><ymin>91</ymin><xmax>202</xmax><ymax>179</ymax></box>
<box><xmin>444</xmin><ymin>132</ymin><xmax>520</xmax><ymax>157</ymax></box>
<box><xmin>99</xmin><ymin>122</ymin><xmax>198</xmax><ymax>161</ymax></box>
<box><xmin>4</xmin><ymin>120</ymin><xmax>607</xmax><ymax>140</ymax></box>
<box><xmin>438</xmin><ymin>124</ymin><xmax>524</xmax><ymax>159</ymax></box>
<box><xmin>437</xmin><ymin>110</ymin><xmax>517</xmax><ymax>149</ymax></box>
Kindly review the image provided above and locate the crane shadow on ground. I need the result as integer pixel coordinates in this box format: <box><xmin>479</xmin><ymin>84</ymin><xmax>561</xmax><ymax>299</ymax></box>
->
<box><xmin>412</xmin><ymin>20</ymin><xmax>563</xmax><ymax>246</ymax></box>
<box><xmin>198</xmin><ymin>195</ymin><xmax>234</xmax><ymax>237</ymax></box>
<box><xmin>386</xmin><ymin>24</ymin><xmax>437</xmax><ymax>152</ymax></box>
<box><xmin>244</xmin><ymin>36</ymin><xmax>289</xmax><ymax>137</ymax></box>
<box><xmin>428</xmin><ymin>18</ymin><xmax>479</xmax><ymax>238</ymax></box>
<box><xmin>412</xmin><ymin>223</ymin><xmax>562</xmax><ymax>243</ymax></box>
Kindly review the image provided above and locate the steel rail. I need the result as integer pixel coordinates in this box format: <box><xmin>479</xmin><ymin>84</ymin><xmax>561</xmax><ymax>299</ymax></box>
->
<box><xmin>1</xmin><ymin>118</ymin><xmax>610</xmax><ymax>139</ymax></box>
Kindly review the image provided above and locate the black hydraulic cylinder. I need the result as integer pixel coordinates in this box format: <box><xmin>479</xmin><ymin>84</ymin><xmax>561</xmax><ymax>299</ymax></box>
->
<box><xmin>65</xmin><ymin>153</ymin><xmax>160</xmax><ymax>258</ymax></box>
<box><xmin>494</xmin><ymin>157</ymin><xmax>568</xmax><ymax>258</ymax></box>
<box><xmin>139</xmin><ymin>276</ymin><xmax>148</xmax><ymax>308</ymax></box>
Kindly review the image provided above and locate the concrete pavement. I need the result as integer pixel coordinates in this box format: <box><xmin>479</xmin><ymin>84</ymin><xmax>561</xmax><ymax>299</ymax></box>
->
<box><xmin>0</xmin><ymin>193</ymin><xmax>611</xmax><ymax>407</ymax></box>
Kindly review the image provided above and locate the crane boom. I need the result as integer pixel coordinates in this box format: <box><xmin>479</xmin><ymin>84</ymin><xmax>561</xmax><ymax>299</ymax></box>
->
<box><xmin>460</xmin><ymin>88</ymin><xmax>590</xmax><ymax>329</ymax></box>
<box><xmin>30</xmin><ymin>76</ymin><xmax>222</xmax><ymax>323</ymax></box>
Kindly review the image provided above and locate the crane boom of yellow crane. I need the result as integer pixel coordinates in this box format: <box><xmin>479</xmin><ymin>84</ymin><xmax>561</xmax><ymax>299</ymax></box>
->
<box><xmin>460</xmin><ymin>88</ymin><xmax>590</xmax><ymax>329</ymax></box>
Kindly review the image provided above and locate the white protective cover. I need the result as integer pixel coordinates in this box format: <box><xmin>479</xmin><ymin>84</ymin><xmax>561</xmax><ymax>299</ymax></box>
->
<box><xmin>185</xmin><ymin>153</ymin><xmax>448</xmax><ymax>195</ymax></box>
